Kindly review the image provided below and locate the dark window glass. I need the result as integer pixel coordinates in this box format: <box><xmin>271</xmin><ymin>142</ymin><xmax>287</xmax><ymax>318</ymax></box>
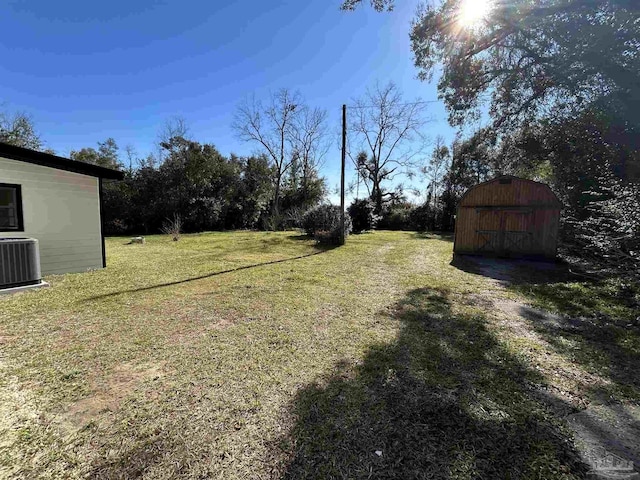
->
<box><xmin>0</xmin><ymin>184</ymin><xmax>23</xmax><ymax>231</ymax></box>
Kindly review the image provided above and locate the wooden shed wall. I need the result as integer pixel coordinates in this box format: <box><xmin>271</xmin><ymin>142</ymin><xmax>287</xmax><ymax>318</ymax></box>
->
<box><xmin>454</xmin><ymin>177</ymin><xmax>561</xmax><ymax>258</ymax></box>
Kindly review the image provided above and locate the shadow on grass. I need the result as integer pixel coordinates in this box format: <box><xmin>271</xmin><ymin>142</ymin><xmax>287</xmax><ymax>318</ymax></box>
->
<box><xmin>277</xmin><ymin>288</ymin><xmax>587</xmax><ymax>479</ymax></box>
<box><xmin>411</xmin><ymin>231</ymin><xmax>454</xmax><ymax>242</ymax></box>
<box><xmin>511</xmin><ymin>279</ymin><xmax>640</xmax><ymax>399</ymax></box>
<box><xmin>85</xmin><ymin>247</ymin><xmax>335</xmax><ymax>301</ymax></box>
<box><xmin>451</xmin><ymin>254</ymin><xmax>572</xmax><ymax>285</ymax></box>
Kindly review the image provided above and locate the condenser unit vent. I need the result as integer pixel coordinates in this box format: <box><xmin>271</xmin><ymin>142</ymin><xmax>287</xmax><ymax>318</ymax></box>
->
<box><xmin>0</xmin><ymin>238</ymin><xmax>42</xmax><ymax>289</ymax></box>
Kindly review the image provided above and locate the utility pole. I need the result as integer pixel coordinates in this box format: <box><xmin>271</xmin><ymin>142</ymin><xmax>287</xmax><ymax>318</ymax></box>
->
<box><xmin>340</xmin><ymin>104</ymin><xmax>346</xmax><ymax>245</ymax></box>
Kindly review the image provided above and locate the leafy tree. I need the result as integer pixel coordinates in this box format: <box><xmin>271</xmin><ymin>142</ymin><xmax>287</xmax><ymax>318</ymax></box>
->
<box><xmin>349</xmin><ymin>82</ymin><xmax>429</xmax><ymax>213</ymax></box>
<box><xmin>0</xmin><ymin>110</ymin><xmax>45</xmax><ymax>151</ymax></box>
<box><xmin>230</xmin><ymin>154</ymin><xmax>275</xmax><ymax>229</ymax></box>
<box><xmin>341</xmin><ymin>0</ymin><xmax>393</xmax><ymax>11</ymax></box>
<box><xmin>302</xmin><ymin>204</ymin><xmax>352</xmax><ymax>244</ymax></box>
<box><xmin>70</xmin><ymin>138</ymin><xmax>123</xmax><ymax>170</ymax></box>
<box><xmin>347</xmin><ymin>198</ymin><xmax>379</xmax><ymax>233</ymax></box>
<box><xmin>408</xmin><ymin>0</ymin><xmax>640</xmax><ymax>131</ymax></box>
<box><xmin>158</xmin><ymin>136</ymin><xmax>238</xmax><ymax>232</ymax></box>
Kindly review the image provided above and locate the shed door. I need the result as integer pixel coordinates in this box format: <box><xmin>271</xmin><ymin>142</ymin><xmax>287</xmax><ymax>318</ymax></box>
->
<box><xmin>502</xmin><ymin>210</ymin><xmax>533</xmax><ymax>254</ymax></box>
<box><xmin>475</xmin><ymin>208</ymin><xmax>533</xmax><ymax>256</ymax></box>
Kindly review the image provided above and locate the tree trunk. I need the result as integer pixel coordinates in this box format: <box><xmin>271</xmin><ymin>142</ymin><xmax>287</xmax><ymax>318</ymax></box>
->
<box><xmin>372</xmin><ymin>181</ymin><xmax>383</xmax><ymax>214</ymax></box>
<box><xmin>272</xmin><ymin>175</ymin><xmax>281</xmax><ymax>218</ymax></box>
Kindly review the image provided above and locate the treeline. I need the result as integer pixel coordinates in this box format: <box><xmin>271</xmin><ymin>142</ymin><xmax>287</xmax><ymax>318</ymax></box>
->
<box><xmin>100</xmin><ymin>136</ymin><xmax>325</xmax><ymax>234</ymax></box>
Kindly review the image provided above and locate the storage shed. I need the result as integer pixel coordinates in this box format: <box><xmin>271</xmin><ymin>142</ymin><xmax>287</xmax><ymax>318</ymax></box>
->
<box><xmin>1</xmin><ymin>142</ymin><xmax>124</xmax><ymax>276</ymax></box>
<box><xmin>453</xmin><ymin>175</ymin><xmax>561</xmax><ymax>259</ymax></box>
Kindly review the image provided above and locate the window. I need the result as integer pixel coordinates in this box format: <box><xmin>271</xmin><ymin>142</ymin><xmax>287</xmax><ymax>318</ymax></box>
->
<box><xmin>0</xmin><ymin>183</ymin><xmax>24</xmax><ymax>232</ymax></box>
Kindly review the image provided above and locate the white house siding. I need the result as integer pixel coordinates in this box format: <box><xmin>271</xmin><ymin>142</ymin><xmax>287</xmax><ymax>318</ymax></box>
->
<box><xmin>0</xmin><ymin>156</ymin><xmax>103</xmax><ymax>275</ymax></box>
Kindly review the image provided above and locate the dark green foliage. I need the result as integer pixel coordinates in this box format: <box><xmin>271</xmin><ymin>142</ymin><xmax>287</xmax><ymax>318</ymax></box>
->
<box><xmin>301</xmin><ymin>204</ymin><xmax>352</xmax><ymax>243</ymax></box>
<box><xmin>347</xmin><ymin>199</ymin><xmax>379</xmax><ymax>233</ymax></box>
<box><xmin>407</xmin><ymin>203</ymin><xmax>432</xmax><ymax>232</ymax></box>
<box><xmin>410</xmin><ymin>0</ymin><xmax>640</xmax><ymax>131</ymax></box>
<box><xmin>377</xmin><ymin>204</ymin><xmax>412</xmax><ymax>231</ymax></box>
<box><xmin>98</xmin><ymin>137</ymin><xmax>281</xmax><ymax>235</ymax></box>
<box><xmin>71</xmin><ymin>138</ymin><xmax>123</xmax><ymax>170</ymax></box>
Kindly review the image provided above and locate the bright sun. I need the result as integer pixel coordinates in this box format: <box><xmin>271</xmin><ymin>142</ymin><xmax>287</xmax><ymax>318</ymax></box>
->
<box><xmin>458</xmin><ymin>0</ymin><xmax>493</xmax><ymax>28</ymax></box>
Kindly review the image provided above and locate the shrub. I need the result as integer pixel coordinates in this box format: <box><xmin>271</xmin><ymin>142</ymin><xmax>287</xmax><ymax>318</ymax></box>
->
<box><xmin>302</xmin><ymin>204</ymin><xmax>352</xmax><ymax>244</ymax></box>
<box><xmin>378</xmin><ymin>205</ymin><xmax>412</xmax><ymax>230</ymax></box>
<box><xmin>104</xmin><ymin>218</ymin><xmax>128</xmax><ymax>235</ymax></box>
<box><xmin>347</xmin><ymin>199</ymin><xmax>380</xmax><ymax>233</ymax></box>
<box><xmin>282</xmin><ymin>207</ymin><xmax>306</xmax><ymax>231</ymax></box>
<box><xmin>408</xmin><ymin>204</ymin><xmax>433</xmax><ymax>232</ymax></box>
<box><xmin>162</xmin><ymin>214</ymin><xmax>183</xmax><ymax>241</ymax></box>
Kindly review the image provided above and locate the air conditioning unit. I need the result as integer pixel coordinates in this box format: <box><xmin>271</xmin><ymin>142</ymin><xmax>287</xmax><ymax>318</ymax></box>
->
<box><xmin>0</xmin><ymin>238</ymin><xmax>43</xmax><ymax>290</ymax></box>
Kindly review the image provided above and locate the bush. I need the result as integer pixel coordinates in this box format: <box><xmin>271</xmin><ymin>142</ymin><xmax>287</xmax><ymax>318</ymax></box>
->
<box><xmin>104</xmin><ymin>218</ymin><xmax>128</xmax><ymax>235</ymax></box>
<box><xmin>347</xmin><ymin>199</ymin><xmax>379</xmax><ymax>233</ymax></box>
<box><xmin>408</xmin><ymin>203</ymin><xmax>433</xmax><ymax>232</ymax></box>
<box><xmin>302</xmin><ymin>205</ymin><xmax>352</xmax><ymax>244</ymax></box>
<box><xmin>162</xmin><ymin>214</ymin><xmax>183</xmax><ymax>241</ymax></box>
<box><xmin>378</xmin><ymin>205</ymin><xmax>412</xmax><ymax>230</ymax></box>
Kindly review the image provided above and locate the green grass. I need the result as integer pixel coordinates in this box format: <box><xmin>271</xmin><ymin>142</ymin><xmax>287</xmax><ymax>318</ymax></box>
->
<box><xmin>0</xmin><ymin>230</ymin><xmax>635</xmax><ymax>478</ymax></box>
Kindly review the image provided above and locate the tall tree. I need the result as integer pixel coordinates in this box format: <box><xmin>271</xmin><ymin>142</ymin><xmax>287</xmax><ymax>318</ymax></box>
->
<box><xmin>233</xmin><ymin>89</ymin><xmax>327</xmax><ymax>219</ymax></box>
<box><xmin>349</xmin><ymin>82</ymin><xmax>429</xmax><ymax>213</ymax></box>
<box><xmin>290</xmin><ymin>105</ymin><xmax>329</xmax><ymax>208</ymax></box>
<box><xmin>409</xmin><ymin>0</ymin><xmax>640</xmax><ymax>130</ymax></box>
<box><xmin>423</xmin><ymin>135</ymin><xmax>450</xmax><ymax>206</ymax></box>
<box><xmin>70</xmin><ymin>138</ymin><xmax>123</xmax><ymax>170</ymax></box>
<box><xmin>156</xmin><ymin>116</ymin><xmax>190</xmax><ymax>163</ymax></box>
<box><xmin>343</xmin><ymin>1</ymin><xmax>639</xmax><ymax>129</ymax></box>
<box><xmin>0</xmin><ymin>110</ymin><xmax>45</xmax><ymax>151</ymax></box>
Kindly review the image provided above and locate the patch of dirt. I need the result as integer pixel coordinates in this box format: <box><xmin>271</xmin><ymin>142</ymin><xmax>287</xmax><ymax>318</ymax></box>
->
<box><xmin>455</xmin><ymin>256</ymin><xmax>638</xmax><ymax>477</ymax></box>
<box><xmin>169</xmin><ymin>314</ymin><xmax>241</xmax><ymax>345</ymax></box>
<box><xmin>62</xmin><ymin>362</ymin><xmax>166</xmax><ymax>428</ymax></box>
<box><xmin>0</xmin><ymin>335</ymin><xmax>16</xmax><ymax>345</ymax></box>
<box><xmin>492</xmin><ymin>298</ymin><xmax>610</xmax><ymax>409</ymax></box>
<box><xmin>566</xmin><ymin>402</ymin><xmax>640</xmax><ymax>477</ymax></box>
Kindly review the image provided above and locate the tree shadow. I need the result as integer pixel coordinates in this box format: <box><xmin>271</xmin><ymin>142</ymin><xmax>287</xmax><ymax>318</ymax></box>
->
<box><xmin>84</xmin><ymin>247</ymin><xmax>336</xmax><ymax>301</ymax></box>
<box><xmin>451</xmin><ymin>254</ymin><xmax>574</xmax><ymax>285</ymax></box>
<box><xmin>513</xmin><ymin>295</ymin><xmax>640</xmax><ymax>399</ymax></box>
<box><xmin>276</xmin><ymin>288</ymin><xmax>588</xmax><ymax>479</ymax></box>
<box><xmin>411</xmin><ymin>231</ymin><xmax>454</xmax><ymax>242</ymax></box>
<box><xmin>287</xmin><ymin>233</ymin><xmax>312</xmax><ymax>241</ymax></box>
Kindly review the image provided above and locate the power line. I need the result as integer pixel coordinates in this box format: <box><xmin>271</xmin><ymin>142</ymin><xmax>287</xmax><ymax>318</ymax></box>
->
<box><xmin>345</xmin><ymin>99</ymin><xmax>442</xmax><ymax>109</ymax></box>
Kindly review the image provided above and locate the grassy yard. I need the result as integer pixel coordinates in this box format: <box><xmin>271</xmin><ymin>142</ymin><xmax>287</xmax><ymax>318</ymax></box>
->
<box><xmin>0</xmin><ymin>231</ymin><xmax>638</xmax><ymax>479</ymax></box>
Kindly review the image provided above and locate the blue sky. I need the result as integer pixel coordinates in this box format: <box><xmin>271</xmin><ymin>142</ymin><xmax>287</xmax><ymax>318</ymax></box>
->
<box><xmin>0</xmin><ymin>0</ymin><xmax>457</xmax><ymax>200</ymax></box>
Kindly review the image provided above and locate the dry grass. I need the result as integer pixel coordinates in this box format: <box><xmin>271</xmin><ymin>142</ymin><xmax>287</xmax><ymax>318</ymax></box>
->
<box><xmin>0</xmin><ymin>230</ymin><xmax>636</xmax><ymax>478</ymax></box>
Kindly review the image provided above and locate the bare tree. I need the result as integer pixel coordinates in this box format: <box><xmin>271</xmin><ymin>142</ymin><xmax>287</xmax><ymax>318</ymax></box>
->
<box><xmin>349</xmin><ymin>82</ymin><xmax>429</xmax><ymax>213</ymax></box>
<box><xmin>232</xmin><ymin>89</ymin><xmax>303</xmax><ymax>217</ymax></box>
<box><xmin>423</xmin><ymin>135</ymin><xmax>450</xmax><ymax>206</ymax></box>
<box><xmin>291</xmin><ymin>105</ymin><xmax>329</xmax><ymax>203</ymax></box>
<box><xmin>124</xmin><ymin>144</ymin><xmax>138</xmax><ymax>172</ymax></box>
<box><xmin>157</xmin><ymin>116</ymin><xmax>190</xmax><ymax>161</ymax></box>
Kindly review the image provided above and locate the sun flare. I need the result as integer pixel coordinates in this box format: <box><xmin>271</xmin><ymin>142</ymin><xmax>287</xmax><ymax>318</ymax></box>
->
<box><xmin>458</xmin><ymin>0</ymin><xmax>493</xmax><ymax>28</ymax></box>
